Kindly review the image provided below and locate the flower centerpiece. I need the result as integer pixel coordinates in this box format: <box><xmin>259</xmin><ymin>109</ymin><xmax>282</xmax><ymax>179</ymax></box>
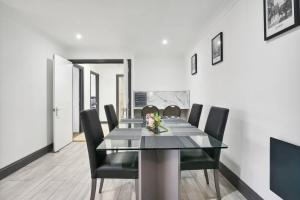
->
<box><xmin>145</xmin><ymin>112</ymin><xmax>167</xmax><ymax>134</ymax></box>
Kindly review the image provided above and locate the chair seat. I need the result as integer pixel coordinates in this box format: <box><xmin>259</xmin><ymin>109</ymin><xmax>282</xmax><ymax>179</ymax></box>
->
<box><xmin>180</xmin><ymin>149</ymin><xmax>218</xmax><ymax>170</ymax></box>
<box><xmin>95</xmin><ymin>151</ymin><xmax>138</xmax><ymax>179</ymax></box>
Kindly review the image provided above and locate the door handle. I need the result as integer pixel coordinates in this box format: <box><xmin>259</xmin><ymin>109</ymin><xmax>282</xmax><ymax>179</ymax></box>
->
<box><xmin>53</xmin><ymin>107</ymin><xmax>60</xmax><ymax>117</ymax></box>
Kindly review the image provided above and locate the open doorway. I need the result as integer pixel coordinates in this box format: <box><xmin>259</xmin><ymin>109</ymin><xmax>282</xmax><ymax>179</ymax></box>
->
<box><xmin>69</xmin><ymin>59</ymin><xmax>132</xmax><ymax>138</ymax></box>
<box><xmin>84</xmin><ymin>64</ymin><xmax>125</xmax><ymax>136</ymax></box>
<box><xmin>87</xmin><ymin>64</ymin><xmax>124</xmax><ymax>124</ymax></box>
<box><xmin>90</xmin><ymin>71</ymin><xmax>99</xmax><ymax>113</ymax></box>
<box><xmin>72</xmin><ymin>65</ymin><xmax>84</xmax><ymax>141</ymax></box>
<box><xmin>116</xmin><ymin>74</ymin><xmax>125</xmax><ymax>120</ymax></box>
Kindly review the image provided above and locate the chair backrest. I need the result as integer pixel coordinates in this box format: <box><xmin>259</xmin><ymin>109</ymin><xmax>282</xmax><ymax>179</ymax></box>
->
<box><xmin>80</xmin><ymin>109</ymin><xmax>106</xmax><ymax>178</ymax></box>
<box><xmin>141</xmin><ymin>105</ymin><xmax>159</xmax><ymax>118</ymax></box>
<box><xmin>188</xmin><ymin>104</ymin><xmax>203</xmax><ymax>127</ymax></box>
<box><xmin>204</xmin><ymin>106</ymin><xmax>229</xmax><ymax>161</ymax></box>
<box><xmin>163</xmin><ymin>105</ymin><xmax>181</xmax><ymax>118</ymax></box>
<box><xmin>104</xmin><ymin>104</ymin><xmax>119</xmax><ymax>131</ymax></box>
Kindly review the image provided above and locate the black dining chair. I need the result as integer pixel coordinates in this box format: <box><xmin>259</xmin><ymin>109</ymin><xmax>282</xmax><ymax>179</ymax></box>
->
<box><xmin>104</xmin><ymin>104</ymin><xmax>119</xmax><ymax>131</ymax></box>
<box><xmin>141</xmin><ymin>105</ymin><xmax>159</xmax><ymax>118</ymax></box>
<box><xmin>188</xmin><ymin>104</ymin><xmax>203</xmax><ymax>127</ymax></box>
<box><xmin>163</xmin><ymin>105</ymin><xmax>181</xmax><ymax>118</ymax></box>
<box><xmin>181</xmin><ymin>106</ymin><xmax>229</xmax><ymax>200</ymax></box>
<box><xmin>80</xmin><ymin>109</ymin><xmax>139</xmax><ymax>200</ymax></box>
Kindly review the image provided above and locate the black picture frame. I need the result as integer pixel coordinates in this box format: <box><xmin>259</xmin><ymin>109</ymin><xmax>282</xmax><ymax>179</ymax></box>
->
<box><xmin>191</xmin><ymin>54</ymin><xmax>197</xmax><ymax>75</ymax></box>
<box><xmin>264</xmin><ymin>0</ymin><xmax>300</xmax><ymax>41</ymax></box>
<box><xmin>211</xmin><ymin>32</ymin><xmax>223</xmax><ymax>65</ymax></box>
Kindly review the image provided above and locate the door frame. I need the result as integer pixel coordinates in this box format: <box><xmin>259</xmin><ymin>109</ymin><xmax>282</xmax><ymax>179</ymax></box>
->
<box><xmin>116</xmin><ymin>74</ymin><xmax>124</xmax><ymax>120</ymax></box>
<box><xmin>73</xmin><ymin>64</ymin><xmax>84</xmax><ymax>132</ymax></box>
<box><xmin>127</xmin><ymin>59</ymin><xmax>132</xmax><ymax>118</ymax></box>
<box><xmin>69</xmin><ymin>59</ymin><xmax>124</xmax><ymax>64</ymax></box>
<box><xmin>90</xmin><ymin>70</ymin><xmax>99</xmax><ymax>114</ymax></box>
<box><xmin>69</xmin><ymin>59</ymin><xmax>132</xmax><ymax>118</ymax></box>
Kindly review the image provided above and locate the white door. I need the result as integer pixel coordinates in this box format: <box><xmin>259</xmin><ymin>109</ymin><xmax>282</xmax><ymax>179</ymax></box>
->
<box><xmin>53</xmin><ymin>54</ymin><xmax>73</xmax><ymax>152</ymax></box>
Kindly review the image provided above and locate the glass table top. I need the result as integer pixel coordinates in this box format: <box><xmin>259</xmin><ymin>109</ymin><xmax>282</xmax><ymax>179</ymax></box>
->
<box><xmin>120</xmin><ymin>117</ymin><xmax>187</xmax><ymax>124</ymax></box>
<box><xmin>97</xmin><ymin>135</ymin><xmax>227</xmax><ymax>150</ymax></box>
<box><xmin>120</xmin><ymin>118</ymin><xmax>143</xmax><ymax>123</ymax></box>
<box><xmin>97</xmin><ymin>118</ymin><xmax>228</xmax><ymax>151</ymax></box>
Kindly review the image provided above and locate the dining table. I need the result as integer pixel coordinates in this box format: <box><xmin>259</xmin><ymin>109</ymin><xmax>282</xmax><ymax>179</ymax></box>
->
<box><xmin>97</xmin><ymin>117</ymin><xmax>228</xmax><ymax>200</ymax></box>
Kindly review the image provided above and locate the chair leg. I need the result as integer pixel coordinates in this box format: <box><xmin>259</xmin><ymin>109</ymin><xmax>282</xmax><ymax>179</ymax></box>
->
<box><xmin>204</xmin><ymin>169</ymin><xmax>209</xmax><ymax>185</ymax></box>
<box><xmin>90</xmin><ymin>178</ymin><xmax>97</xmax><ymax>200</ymax></box>
<box><xmin>135</xmin><ymin>179</ymin><xmax>139</xmax><ymax>200</ymax></box>
<box><xmin>99</xmin><ymin>178</ymin><xmax>104</xmax><ymax>193</ymax></box>
<box><xmin>213</xmin><ymin>169</ymin><xmax>221</xmax><ymax>200</ymax></box>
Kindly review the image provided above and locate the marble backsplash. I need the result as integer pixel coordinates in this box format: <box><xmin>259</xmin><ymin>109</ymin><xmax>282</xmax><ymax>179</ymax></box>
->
<box><xmin>134</xmin><ymin>91</ymin><xmax>190</xmax><ymax>109</ymax></box>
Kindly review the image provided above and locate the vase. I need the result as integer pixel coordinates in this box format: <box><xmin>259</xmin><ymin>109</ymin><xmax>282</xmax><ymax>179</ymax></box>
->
<box><xmin>153</xmin><ymin>127</ymin><xmax>159</xmax><ymax>134</ymax></box>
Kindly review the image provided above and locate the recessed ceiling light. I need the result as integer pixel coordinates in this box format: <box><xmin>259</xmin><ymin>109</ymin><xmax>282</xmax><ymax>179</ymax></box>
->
<box><xmin>76</xmin><ymin>33</ymin><xmax>82</xmax><ymax>40</ymax></box>
<box><xmin>162</xmin><ymin>39</ymin><xmax>168</xmax><ymax>45</ymax></box>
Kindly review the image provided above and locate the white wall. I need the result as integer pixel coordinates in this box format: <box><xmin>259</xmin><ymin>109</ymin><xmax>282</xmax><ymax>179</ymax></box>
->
<box><xmin>72</xmin><ymin>67</ymin><xmax>80</xmax><ymax>132</ymax></box>
<box><xmin>66</xmin><ymin>49</ymin><xmax>187</xmax><ymax>92</ymax></box>
<box><xmin>185</xmin><ymin>0</ymin><xmax>300</xmax><ymax>199</ymax></box>
<box><xmin>66</xmin><ymin>51</ymin><xmax>188</xmax><ymax>115</ymax></box>
<box><xmin>133</xmin><ymin>55</ymin><xmax>187</xmax><ymax>91</ymax></box>
<box><xmin>66</xmin><ymin>48</ymin><xmax>133</xmax><ymax>61</ymax></box>
<box><xmin>90</xmin><ymin>73</ymin><xmax>97</xmax><ymax>97</ymax></box>
<box><xmin>82</xmin><ymin>65</ymin><xmax>91</xmax><ymax>110</ymax></box>
<box><xmin>0</xmin><ymin>3</ymin><xmax>66</xmax><ymax>168</ymax></box>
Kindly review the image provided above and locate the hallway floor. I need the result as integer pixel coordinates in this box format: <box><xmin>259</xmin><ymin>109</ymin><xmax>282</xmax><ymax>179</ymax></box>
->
<box><xmin>0</xmin><ymin>143</ymin><xmax>245</xmax><ymax>200</ymax></box>
<box><xmin>73</xmin><ymin>124</ymin><xmax>110</xmax><ymax>142</ymax></box>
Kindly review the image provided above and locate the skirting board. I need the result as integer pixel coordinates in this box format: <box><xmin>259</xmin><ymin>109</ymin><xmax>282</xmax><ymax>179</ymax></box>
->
<box><xmin>219</xmin><ymin>162</ymin><xmax>263</xmax><ymax>200</ymax></box>
<box><xmin>0</xmin><ymin>144</ymin><xmax>53</xmax><ymax>180</ymax></box>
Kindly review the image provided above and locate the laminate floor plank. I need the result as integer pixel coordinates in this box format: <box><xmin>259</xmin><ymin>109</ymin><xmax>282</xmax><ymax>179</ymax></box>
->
<box><xmin>0</xmin><ymin>142</ymin><xmax>245</xmax><ymax>200</ymax></box>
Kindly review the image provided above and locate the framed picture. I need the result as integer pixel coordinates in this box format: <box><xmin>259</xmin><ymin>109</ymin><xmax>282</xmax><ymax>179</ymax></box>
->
<box><xmin>211</xmin><ymin>32</ymin><xmax>223</xmax><ymax>65</ymax></box>
<box><xmin>264</xmin><ymin>0</ymin><xmax>300</xmax><ymax>41</ymax></box>
<box><xmin>191</xmin><ymin>54</ymin><xmax>197</xmax><ymax>75</ymax></box>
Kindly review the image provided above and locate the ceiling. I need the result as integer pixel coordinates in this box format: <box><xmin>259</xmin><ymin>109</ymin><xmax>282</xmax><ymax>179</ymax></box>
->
<box><xmin>0</xmin><ymin>0</ymin><xmax>235</xmax><ymax>56</ymax></box>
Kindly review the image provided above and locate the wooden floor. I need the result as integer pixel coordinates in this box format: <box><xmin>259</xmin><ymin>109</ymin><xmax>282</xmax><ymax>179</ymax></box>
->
<box><xmin>0</xmin><ymin>143</ymin><xmax>245</xmax><ymax>200</ymax></box>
